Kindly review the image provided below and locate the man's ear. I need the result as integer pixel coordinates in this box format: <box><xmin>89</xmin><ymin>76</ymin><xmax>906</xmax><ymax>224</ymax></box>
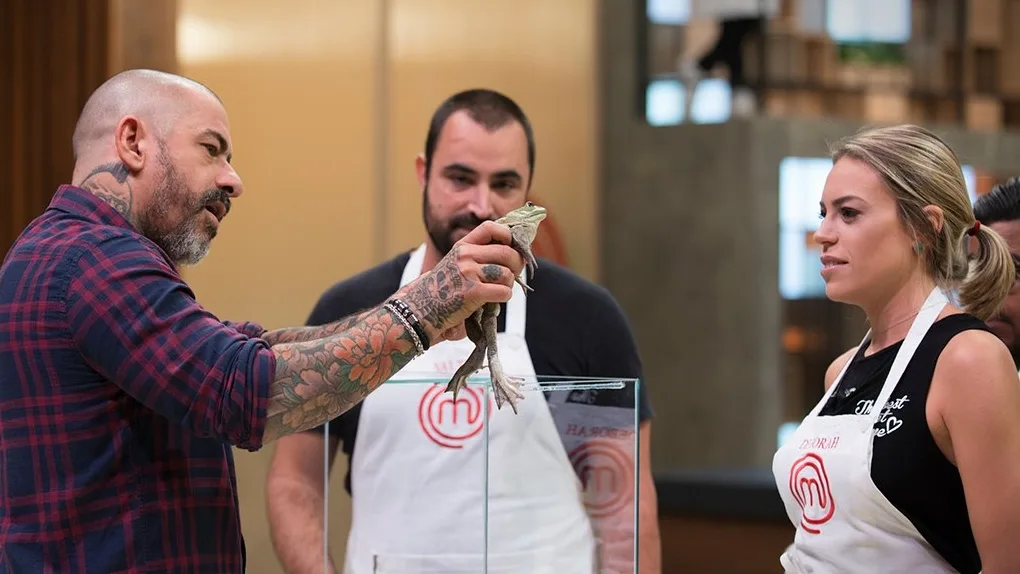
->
<box><xmin>415</xmin><ymin>153</ymin><xmax>427</xmax><ymax>193</ymax></box>
<box><xmin>114</xmin><ymin>116</ymin><xmax>147</xmax><ymax>173</ymax></box>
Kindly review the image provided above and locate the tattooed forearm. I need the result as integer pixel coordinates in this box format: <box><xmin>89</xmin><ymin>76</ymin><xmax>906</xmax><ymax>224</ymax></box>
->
<box><xmin>261</xmin><ymin>311</ymin><xmax>365</xmax><ymax>346</ymax></box>
<box><xmin>262</xmin><ymin>304</ymin><xmax>420</xmax><ymax>442</ymax></box>
<box><xmin>399</xmin><ymin>245</ymin><xmax>474</xmax><ymax>334</ymax></box>
<box><xmin>77</xmin><ymin>162</ymin><xmax>134</xmax><ymax>220</ymax></box>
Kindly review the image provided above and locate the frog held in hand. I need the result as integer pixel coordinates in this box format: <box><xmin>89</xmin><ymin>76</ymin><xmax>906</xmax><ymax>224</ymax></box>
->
<box><xmin>444</xmin><ymin>201</ymin><xmax>547</xmax><ymax>414</ymax></box>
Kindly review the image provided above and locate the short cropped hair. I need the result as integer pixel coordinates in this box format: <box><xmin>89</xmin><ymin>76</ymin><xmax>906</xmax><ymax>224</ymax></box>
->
<box><xmin>423</xmin><ymin>89</ymin><xmax>536</xmax><ymax>188</ymax></box>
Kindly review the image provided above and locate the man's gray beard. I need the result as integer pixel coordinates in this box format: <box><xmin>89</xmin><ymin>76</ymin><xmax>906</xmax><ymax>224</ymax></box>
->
<box><xmin>156</xmin><ymin>222</ymin><xmax>210</xmax><ymax>266</ymax></box>
<box><xmin>145</xmin><ymin>191</ymin><xmax>212</xmax><ymax>266</ymax></box>
<box><xmin>137</xmin><ymin>150</ymin><xmax>213</xmax><ymax>267</ymax></box>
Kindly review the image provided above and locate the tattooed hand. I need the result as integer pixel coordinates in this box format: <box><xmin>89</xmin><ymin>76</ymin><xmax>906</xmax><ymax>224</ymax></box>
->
<box><xmin>395</xmin><ymin>221</ymin><xmax>526</xmax><ymax>345</ymax></box>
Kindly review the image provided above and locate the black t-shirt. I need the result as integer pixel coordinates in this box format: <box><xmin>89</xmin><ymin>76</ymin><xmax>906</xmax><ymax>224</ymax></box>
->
<box><xmin>817</xmin><ymin>313</ymin><xmax>987</xmax><ymax>574</ymax></box>
<box><xmin>304</xmin><ymin>249</ymin><xmax>654</xmax><ymax>495</ymax></box>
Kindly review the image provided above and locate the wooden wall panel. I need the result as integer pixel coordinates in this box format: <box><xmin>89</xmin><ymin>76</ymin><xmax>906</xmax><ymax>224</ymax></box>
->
<box><xmin>174</xmin><ymin>2</ymin><xmax>382</xmax><ymax>572</ymax></box>
<box><xmin>1</xmin><ymin>0</ymin><xmax>109</xmax><ymax>258</ymax></box>
<box><xmin>660</xmin><ymin>514</ymin><xmax>792</xmax><ymax>573</ymax></box>
<box><xmin>107</xmin><ymin>0</ymin><xmax>178</xmax><ymax>74</ymax></box>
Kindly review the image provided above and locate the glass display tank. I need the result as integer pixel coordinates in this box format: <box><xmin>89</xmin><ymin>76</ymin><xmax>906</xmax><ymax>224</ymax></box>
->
<box><xmin>318</xmin><ymin>374</ymin><xmax>643</xmax><ymax>574</ymax></box>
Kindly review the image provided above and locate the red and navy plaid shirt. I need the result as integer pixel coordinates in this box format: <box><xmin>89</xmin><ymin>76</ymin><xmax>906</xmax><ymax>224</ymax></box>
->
<box><xmin>0</xmin><ymin>185</ymin><xmax>276</xmax><ymax>573</ymax></box>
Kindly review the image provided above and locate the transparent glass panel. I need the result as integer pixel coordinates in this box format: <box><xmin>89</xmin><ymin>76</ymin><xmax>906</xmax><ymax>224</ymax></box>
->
<box><xmin>321</xmin><ymin>375</ymin><xmax>641</xmax><ymax>574</ymax></box>
<box><xmin>483</xmin><ymin>375</ymin><xmax>640</xmax><ymax>574</ymax></box>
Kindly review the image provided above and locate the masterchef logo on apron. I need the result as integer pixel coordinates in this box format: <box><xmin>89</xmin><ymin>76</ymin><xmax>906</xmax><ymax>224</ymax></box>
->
<box><xmin>417</xmin><ymin>384</ymin><xmax>494</xmax><ymax>449</ymax></box>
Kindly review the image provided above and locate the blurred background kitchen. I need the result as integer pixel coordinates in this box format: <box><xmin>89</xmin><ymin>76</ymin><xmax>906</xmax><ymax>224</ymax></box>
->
<box><xmin>5</xmin><ymin>0</ymin><xmax>1020</xmax><ymax>572</ymax></box>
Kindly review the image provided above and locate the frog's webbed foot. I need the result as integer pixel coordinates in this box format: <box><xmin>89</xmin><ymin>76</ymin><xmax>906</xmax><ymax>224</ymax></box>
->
<box><xmin>445</xmin><ymin>311</ymin><xmax>486</xmax><ymax>400</ymax></box>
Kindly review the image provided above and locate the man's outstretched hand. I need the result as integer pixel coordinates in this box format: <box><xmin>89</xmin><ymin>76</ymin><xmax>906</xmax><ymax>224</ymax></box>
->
<box><xmin>396</xmin><ymin>220</ymin><xmax>525</xmax><ymax>345</ymax></box>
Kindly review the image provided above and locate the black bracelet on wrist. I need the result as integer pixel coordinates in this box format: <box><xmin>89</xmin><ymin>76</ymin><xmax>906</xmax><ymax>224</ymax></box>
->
<box><xmin>384</xmin><ymin>297</ymin><xmax>431</xmax><ymax>353</ymax></box>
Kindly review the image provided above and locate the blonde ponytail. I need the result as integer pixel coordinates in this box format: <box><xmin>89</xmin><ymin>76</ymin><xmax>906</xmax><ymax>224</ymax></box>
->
<box><xmin>957</xmin><ymin>222</ymin><xmax>1015</xmax><ymax>321</ymax></box>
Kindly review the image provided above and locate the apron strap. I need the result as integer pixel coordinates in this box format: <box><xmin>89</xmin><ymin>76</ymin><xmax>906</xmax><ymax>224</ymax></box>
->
<box><xmin>869</xmin><ymin>287</ymin><xmax>947</xmax><ymax>424</ymax></box>
<box><xmin>809</xmin><ymin>329</ymin><xmax>871</xmax><ymax>418</ymax></box>
<box><xmin>504</xmin><ymin>273</ymin><xmax>527</xmax><ymax>337</ymax></box>
<box><xmin>399</xmin><ymin>243</ymin><xmax>427</xmax><ymax>287</ymax></box>
<box><xmin>807</xmin><ymin>287</ymin><xmax>948</xmax><ymax>420</ymax></box>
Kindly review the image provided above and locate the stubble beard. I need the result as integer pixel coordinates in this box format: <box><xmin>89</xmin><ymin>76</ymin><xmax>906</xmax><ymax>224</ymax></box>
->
<box><xmin>422</xmin><ymin>184</ymin><xmax>490</xmax><ymax>257</ymax></box>
<box><xmin>137</xmin><ymin>146</ymin><xmax>217</xmax><ymax>266</ymax></box>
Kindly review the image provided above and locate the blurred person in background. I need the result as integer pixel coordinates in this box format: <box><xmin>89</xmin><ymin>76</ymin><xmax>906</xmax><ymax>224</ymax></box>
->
<box><xmin>265</xmin><ymin>88</ymin><xmax>661</xmax><ymax>574</ymax></box>
<box><xmin>0</xmin><ymin>69</ymin><xmax>525</xmax><ymax>573</ymax></box>
<box><xmin>772</xmin><ymin>124</ymin><xmax>1020</xmax><ymax>574</ymax></box>
<box><xmin>677</xmin><ymin>0</ymin><xmax>779</xmax><ymax>119</ymax></box>
<box><xmin>974</xmin><ymin>177</ymin><xmax>1020</xmax><ymax>374</ymax></box>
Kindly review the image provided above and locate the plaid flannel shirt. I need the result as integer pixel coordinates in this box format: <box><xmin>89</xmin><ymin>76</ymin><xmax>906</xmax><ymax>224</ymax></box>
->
<box><xmin>0</xmin><ymin>185</ymin><xmax>276</xmax><ymax>573</ymax></box>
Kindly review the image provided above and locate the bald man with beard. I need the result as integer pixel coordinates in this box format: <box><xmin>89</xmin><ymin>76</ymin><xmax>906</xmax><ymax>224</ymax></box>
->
<box><xmin>69</xmin><ymin>70</ymin><xmax>234</xmax><ymax>264</ymax></box>
<box><xmin>0</xmin><ymin>69</ymin><xmax>525</xmax><ymax>573</ymax></box>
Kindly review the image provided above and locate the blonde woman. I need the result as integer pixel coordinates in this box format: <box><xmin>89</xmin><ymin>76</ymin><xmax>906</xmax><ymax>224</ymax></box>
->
<box><xmin>773</xmin><ymin>124</ymin><xmax>1020</xmax><ymax>573</ymax></box>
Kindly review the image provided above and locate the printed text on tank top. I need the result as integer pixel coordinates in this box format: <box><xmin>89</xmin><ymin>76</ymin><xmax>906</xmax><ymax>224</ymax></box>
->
<box><xmin>824</xmin><ymin>341</ymin><xmax>913</xmax><ymax>437</ymax></box>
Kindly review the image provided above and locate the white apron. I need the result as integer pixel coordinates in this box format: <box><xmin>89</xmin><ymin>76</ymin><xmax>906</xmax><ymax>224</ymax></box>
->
<box><xmin>772</xmin><ymin>287</ymin><xmax>964</xmax><ymax>573</ymax></box>
<box><xmin>341</xmin><ymin>244</ymin><xmax>596</xmax><ymax>574</ymax></box>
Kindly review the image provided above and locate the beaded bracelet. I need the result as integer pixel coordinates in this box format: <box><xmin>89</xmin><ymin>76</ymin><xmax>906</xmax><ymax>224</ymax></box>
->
<box><xmin>384</xmin><ymin>298</ymin><xmax>431</xmax><ymax>354</ymax></box>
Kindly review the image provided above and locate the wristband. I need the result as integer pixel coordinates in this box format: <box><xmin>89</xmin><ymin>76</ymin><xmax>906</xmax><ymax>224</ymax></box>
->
<box><xmin>384</xmin><ymin>298</ymin><xmax>431</xmax><ymax>353</ymax></box>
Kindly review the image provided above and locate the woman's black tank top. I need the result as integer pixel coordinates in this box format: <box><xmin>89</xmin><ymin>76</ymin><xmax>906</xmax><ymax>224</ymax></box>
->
<box><xmin>817</xmin><ymin>312</ymin><xmax>990</xmax><ymax>574</ymax></box>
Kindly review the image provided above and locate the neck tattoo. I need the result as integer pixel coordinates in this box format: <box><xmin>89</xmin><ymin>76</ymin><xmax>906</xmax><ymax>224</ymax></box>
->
<box><xmin>78</xmin><ymin>162</ymin><xmax>134</xmax><ymax>220</ymax></box>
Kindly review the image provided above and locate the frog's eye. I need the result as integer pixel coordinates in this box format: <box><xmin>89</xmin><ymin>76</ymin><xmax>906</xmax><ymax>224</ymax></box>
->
<box><xmin>526</xmin><ymin>201</ymin><xmax>534</xmax><ymax>207</ymax></box>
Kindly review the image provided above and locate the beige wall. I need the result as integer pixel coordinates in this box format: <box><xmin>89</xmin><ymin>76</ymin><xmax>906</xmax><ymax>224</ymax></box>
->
<box><xmin>175</xmin><ymin>1</ymin><xmax>599</xmax><ymax>571</ymax></box>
